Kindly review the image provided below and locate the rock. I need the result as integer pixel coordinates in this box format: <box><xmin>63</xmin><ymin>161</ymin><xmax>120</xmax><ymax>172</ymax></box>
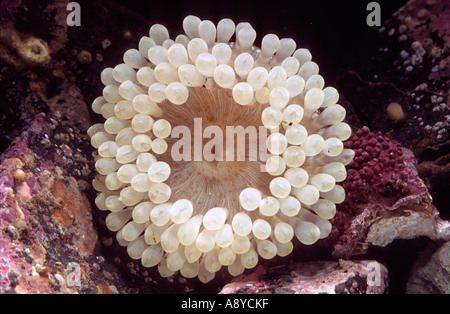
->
<box><xmin>339</xmin><ymin>0</ymin><xmax>449</xmax><ymax>150</ymax></box>
<box><xmin>406</xmin><ymin>240</ymin><xmax>450</xmax><ymax>294</ymax></box>
<box><xmin>416</xmin><ymin>153</ymin><xmax>450</xmax><ymax>220</ymax></box>
<box><xmin>220</xmin><ymin>260</ymin><xmax>389</xmax><ymax>294</ymax></box>
<box><xmin>0</xmin><ymin>113</ymin><xmax>124</xmax><ymax>293</ymax></box>
<box><xmin>338</xmin><ymin>0</ymin><xmax>450</xmax><ymax>221</ymax></box>
<box><xmin>0</xmin><ymin>0</ymin><xmax>152</xmax><ymax>153</ymax></box>
<box><xmin>327</xmin><ymin>127</ymin><xmax>450</xmax><ymax>258</ymax></box>
<box><xmin>0</xmin><ymin>0</ymin><xmax>90</xmax><ymax>153</ymax></box>
<box><xmin>330</xmin><ymin>0</ymin><xmax>450</xmax><ymax>294</ymax></box>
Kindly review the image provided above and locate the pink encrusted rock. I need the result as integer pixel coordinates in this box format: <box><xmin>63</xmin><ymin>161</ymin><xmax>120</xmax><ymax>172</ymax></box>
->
<box><xmin>0</xmin><ymin>114</ymin><xmax>125</xmax><ymax>294</ymax></box>
<box><xmin>220</xmin><ymin>260</ymin><xmax>389</xmax><ymax>294</ymax></box>
<box><xmin>328</xmin><ymin>127</ymin><xmax>450</xmax><ymax>258</ymax></box>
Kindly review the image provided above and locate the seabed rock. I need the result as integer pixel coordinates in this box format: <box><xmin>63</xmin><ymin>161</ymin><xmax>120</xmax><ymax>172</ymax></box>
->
<box><xmin>406</xmin><ymin>240</ymin><xmax>450</xmax><ymax>294</ymax></box>
<box><xmin>329</xmin><ymin>127</ymin><xmax>450</xmax><ymax>259</ymax></box>
<box><xmin>220</xmin><ymin>260</ymin><xmax>389</xmax><ymax>294</ymax></box>
<box><xmin>0</xmin><ymin>113</ymin><xmax>123</xmax><ymax>293</ymax></box>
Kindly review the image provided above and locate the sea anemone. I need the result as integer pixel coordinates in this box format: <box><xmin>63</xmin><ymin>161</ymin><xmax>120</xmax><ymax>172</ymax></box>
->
<box><xmin>88</xmin><ymin>15</ymin><xmax>354</xmax><ymax>283</ymax></box>
<box><xmin>0</xmin><ymin>26</ymin><xmax>50</xmax><ymax>68</ymax></box>
<box><xmin>16</xmin><ymin>37</ymin><xmax>50</xmax><ymax>65</ymax></box>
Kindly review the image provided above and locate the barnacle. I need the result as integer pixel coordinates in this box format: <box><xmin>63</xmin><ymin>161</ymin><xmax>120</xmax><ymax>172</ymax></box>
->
<box><xmin>88</xmin><ymin>15</ymin><xmax>354</xmax><ymax>283</ymax></box>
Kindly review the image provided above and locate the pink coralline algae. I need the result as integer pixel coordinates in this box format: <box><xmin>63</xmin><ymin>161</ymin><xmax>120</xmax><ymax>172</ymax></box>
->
<box><xmin>344</xmin><ymin>126</ymin><xmax>421</xmax><ymax>210</ymax></box>
<box><xmin>0</xmin><ymin>113</ymin><xmax>117</xmax><ymax>293</ymax></box>
<box><xmin>328</xmin><ymin>126</ymin><xmax>450</xmax><ymax>257</ymax></box>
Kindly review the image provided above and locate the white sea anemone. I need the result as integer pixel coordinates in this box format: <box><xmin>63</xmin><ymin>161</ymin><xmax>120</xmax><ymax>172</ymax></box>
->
<box><xmin>89</xmin><ymin>15</ymin><xmax>354</xmax><ymax>283</ymax></box>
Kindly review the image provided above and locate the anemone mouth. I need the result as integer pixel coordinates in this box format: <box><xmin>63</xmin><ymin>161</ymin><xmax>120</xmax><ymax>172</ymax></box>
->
<box><xmin>158</xmin><ymin>87</ymin><xmax>273</xmax><ymax>215</ymax></box>
<box><xmin>19</xmin><ymin>37</ymin><xmax>50</xmax><ymax>64</ymax></box>
<box><xmin>89</xmin><ymin>15</ymin><xmax>354</xmax><ymax>283</ymax></box>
